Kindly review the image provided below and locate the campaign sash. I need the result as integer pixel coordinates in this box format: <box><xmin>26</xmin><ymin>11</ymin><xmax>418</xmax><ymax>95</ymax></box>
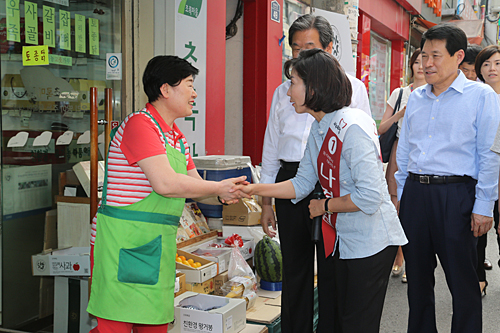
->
<box><xmin>317</xmin><ymin>108</ymin><xmax>380</xmax><ymax>257</ymax></box>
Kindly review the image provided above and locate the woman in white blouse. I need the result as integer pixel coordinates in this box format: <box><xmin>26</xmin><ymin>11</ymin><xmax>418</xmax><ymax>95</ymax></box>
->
<box><xmin>378</xmin><ymin>49</ymin><xmax>426</xmax><ymax>282</ymax></box>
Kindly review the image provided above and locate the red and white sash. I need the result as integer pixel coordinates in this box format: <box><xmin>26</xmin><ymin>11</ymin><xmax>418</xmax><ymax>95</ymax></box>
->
<box><xmin>317</xmin><ymin>108</ymin><xmax>380</xmax><ymax>257</ymax></box>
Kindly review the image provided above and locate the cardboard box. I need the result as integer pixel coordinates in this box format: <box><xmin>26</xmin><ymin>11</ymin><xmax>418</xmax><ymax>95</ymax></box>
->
<box><xmin>57</xmin><ymin>201</ymin><xmax>91</xmax><ymax>248</ymax></box>
<box><xmin>168</xmin><ymin>292</ymin><xmax>246</xmax><ymax>333</ymax></box>
<box><xmin>214</xmin><ymin>271</ymin><xmax>229</xmax><ymax>296</ymax></box>
<box><xmin>54</xmin><ymin>276</ymin><xmax>97</xmax><ymax>333</ymax></box>
<box><xmin>71</xmin><ymin>161</ymin><xmax>105</xmax><ymax>198</ymax></box>
<box><xmin>39</xmin><ymin>209</ymin><xmax>57</xmax><ymax>318</ymax></box>
<box><xmin>175</xmin><ymin>272</ymin><xmax>187</xmax><ymax>298</ymax></box>
<box><xmin>186</xmin><ymin>278</ymin><xmax>215</xmax><ymax>295</ymax></box>
<box><xmin>241</xmin><ymin>324</ymin><xmax>269</xmax><ymax>333</ymax></box>
<box><xmin>190</xmin><ymin>247</ymin><xmax>232</xmax><ymax>274</ymax></box>
<box><xmin>223</xmin><ymin>198</ymin><xmax>261</xmax><ymax>226</ymax></box>
<box><xmin>222</xmin><ymin>225</ymin><xmax>263</xmax><ymax>240</ymax></box>
<box><xmin>246</xmin><ymin>296</ymin><xmax>282</xmax><ymax>325</ymax></box>
<box><xmin>32</xmin><ymin>247</ymin><xmax>90</xmax><ymax>276</ymax></box>
<box><xmin>176</xmin><ymin>249</ymin><xmax>218</xmax><ymax>283</ymax></box>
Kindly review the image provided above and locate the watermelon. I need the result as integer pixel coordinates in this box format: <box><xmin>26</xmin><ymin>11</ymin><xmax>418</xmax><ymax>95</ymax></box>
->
<box><xmin>254</xmin><ymin>236</ymin><xmax>282</xmax><ymax>282</ymax></box>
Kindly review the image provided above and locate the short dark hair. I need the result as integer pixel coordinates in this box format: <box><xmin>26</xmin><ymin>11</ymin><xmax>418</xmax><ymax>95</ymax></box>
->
<box><xmin>142</xmin><ymin>55</ymin><xmax>199</xmax><ymax>103</ymax></box>
<box><xmin>461</xmin><ymin>45</ymin><xmax>482</xmax><ymax>65</ymax></box>
<box><xmin>420</xmin><ymin>23</ymin><xmax>467</xmax><ymax>57</ymax></box>
<box><xmin>409</xmin><ymin>48</ymin><xmax>421</xmax><ymax>78</ymax></box>
<box><xmin>475</xmin><ymin>45</ymin><xmax>500</xmax><ymax>82</ymax></box>
<box><xmin>284</xmin><ymin>48</ymin><xmax>351</xmax><ymax>114</ymax></box>
<box><xmin>288</xmin><ymin>14</ymin><xmax>332</xmax><ymax>50</ymax></box>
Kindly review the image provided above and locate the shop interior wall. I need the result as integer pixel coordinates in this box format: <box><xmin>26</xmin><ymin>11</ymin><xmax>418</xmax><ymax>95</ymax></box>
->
<box><xmin>225</xmin><ymin>0</ymin><xmax>244</xmax><ymax>156</ymax></box>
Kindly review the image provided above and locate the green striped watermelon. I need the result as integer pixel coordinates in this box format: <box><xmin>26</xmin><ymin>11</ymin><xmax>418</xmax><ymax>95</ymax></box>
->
<box><xmin>254</xmin><ymin>236</ymin><xmax>282</xmax><ymax>282</ymax></box>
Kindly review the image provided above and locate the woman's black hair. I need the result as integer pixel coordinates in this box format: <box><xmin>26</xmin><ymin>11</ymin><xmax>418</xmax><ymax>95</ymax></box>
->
<box><xmin>475</xmin><ymin>45</ymin><xmax>500</xmax><ymax>83</ymax></box>
<box><xmin>142</xmin><ymin>55</ymin><xmax>199</xmax><ymax>103</ymax></box>
<box><xmin>284</xmin><ymin>48</ymin><xmax>351</xmax><ymax>113</ymax></box>
<box><xmin>409</xmin><ymin>48</ymin><xmax>421</xmax><ymax>79</ymax></box>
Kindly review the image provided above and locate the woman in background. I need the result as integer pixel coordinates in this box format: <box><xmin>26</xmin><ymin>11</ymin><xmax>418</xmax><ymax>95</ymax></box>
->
<box><xmin>378</xmin><ymin>49</ymin><xmax>425</xmax><ymax>283</ymax></box>
<box><xmin>475</xmin><ymin>44</ymin><xmax>500</xmax><ymax>296</ymax></box>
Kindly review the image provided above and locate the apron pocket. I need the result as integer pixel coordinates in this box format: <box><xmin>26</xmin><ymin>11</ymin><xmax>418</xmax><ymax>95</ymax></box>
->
<box><xmin>118</xmin><ymin>235</ymin><xmax>162</xmax><ymax>285</ymax></box>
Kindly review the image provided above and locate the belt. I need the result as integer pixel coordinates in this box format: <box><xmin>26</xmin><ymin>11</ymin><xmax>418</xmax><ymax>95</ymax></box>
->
<box><xmin>279</xmin><ymin>160</ymin><xmax>300</xmax><ymax>172</ymax></box>
<box><xmin>408</xmin><ymin>172</ymin><xmax>473</xmax><ymax>184</ymax></box>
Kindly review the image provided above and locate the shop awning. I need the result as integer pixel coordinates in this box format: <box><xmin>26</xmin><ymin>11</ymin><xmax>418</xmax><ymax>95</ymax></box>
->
<box><xmin>448</xmin><ymin>19</ymin><xmax>484</xmax><ymax>45</ymax></box>
<box><xmin>411</xmin><ymin>17</ymin><xmax>437</xmax><ymax>36</ymax></box>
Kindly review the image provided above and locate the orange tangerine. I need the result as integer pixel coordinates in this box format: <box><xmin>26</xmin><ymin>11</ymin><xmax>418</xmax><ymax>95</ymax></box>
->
<box><xmin>179</xmin><ymin>256</ymin><xmax>186</xmax><ymax>261</ymax></box>
<box><xmin>182</xmin><ymin>260</ymin><xmax>190</xmax><ymax>266</ymax></box>
<box><xmin>190</xmin><ymin>262</ymin><xmax>197</xmax><ymax>268</ymax></box>
<box><xmin>175</xmin><ymin>257</ymin><xmax>182</xmax><ymax>263</ymax></box>
<box><xmin>176</xmin><ymin>253</ymin><xmax>178</xmax><ymax>258</ymax></box>
<box><xmin>194</xmin><ymin>262</ymin><xmax>202</xmax><ymax>268</ymax></box>
<box><xmin>187</xmin><ymin>259</ymin><xmax>194</xmax><ymax>264</ymax></box>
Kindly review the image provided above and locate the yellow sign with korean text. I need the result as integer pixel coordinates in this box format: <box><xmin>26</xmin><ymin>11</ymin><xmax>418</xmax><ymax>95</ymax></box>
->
<box><xmin>89</xmin><ymin>18</ymin><xmax>99</xmax><ymax>56</ymax></box>
<box><xmin>75</xmin><ymin>14</ymin><xmax>86</xmax><ymax>53</ymax></box>
<box><xmin>43</xmin><ymin>6</ymin><xmax>55</xmax><ymax>48</ymax></box>
<box><xmin>23</xmin><ymin>45</ymin><xmax>49</xmax><ymax>66</ymax></box>
<box><xmin>6</xmin><ymin>0</ymin><xmax>21</xmax><ymax>42</ymax></box>
<box><xmin>25</xmin><ymin>1</ymin><xmax>38</xmax><ymax>45</ymax></box>
<box><xmin>59</xmin><ymin>9</ymin><xmax>71</xmax><ymax>50</ymax></box>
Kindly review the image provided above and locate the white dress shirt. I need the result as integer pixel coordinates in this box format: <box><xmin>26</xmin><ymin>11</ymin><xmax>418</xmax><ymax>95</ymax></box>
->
<box><xmin>260</xmin><ymin>73</ymin><xmax>371</xmax><ymax>184</ymax></box>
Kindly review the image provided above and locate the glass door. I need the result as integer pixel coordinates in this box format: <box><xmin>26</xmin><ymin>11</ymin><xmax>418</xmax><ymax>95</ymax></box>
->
<box><xmin>369</xmin><ymin>32</ymin><xmax>391</xmax><ymax>124</ymax></box>
<box><xmin>0</xmin><ymin>0</ymin><xmax>122</xmax><ymax>328</ymax></box>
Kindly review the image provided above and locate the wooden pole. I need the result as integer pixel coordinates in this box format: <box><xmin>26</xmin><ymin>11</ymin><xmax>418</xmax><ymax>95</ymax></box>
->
<box><xmin>104</xmin><ymin>88</ymin><xmax>113</xmax><ymax>158</ymax></box>
<box><xmin>90</xmin><ymin>87</ymin><xmax>98</xmax><ymax>222</ymax></box>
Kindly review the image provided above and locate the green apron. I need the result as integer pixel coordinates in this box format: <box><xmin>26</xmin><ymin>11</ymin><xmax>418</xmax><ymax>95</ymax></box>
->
<box><xmin>87</xmin><ymin>111</ymin><xmax>186</xmax><ymax>324</ymax></box>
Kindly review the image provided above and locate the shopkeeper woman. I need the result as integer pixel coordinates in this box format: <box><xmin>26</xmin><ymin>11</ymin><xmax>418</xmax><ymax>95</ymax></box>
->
<box><xmin>87</xmin><ymin>55</ymin><xmax>248</xmax><ymax>333</ymax></box>
<box><xmin>236</xmin><ymin>49</ymin><xmax>407</xmax><ymax>332</ymax></box>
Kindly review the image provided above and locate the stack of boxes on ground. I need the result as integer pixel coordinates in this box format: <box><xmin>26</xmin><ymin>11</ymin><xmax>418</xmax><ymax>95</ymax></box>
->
<box><xmin>32</xmin><ymin>163</ymin><xmax>98</xmax><ymax>333</ymax></box>
<box><xmin>31</xmin><ymin>156</ymin><xmax>285</xmax><ymax>333</ymax></box>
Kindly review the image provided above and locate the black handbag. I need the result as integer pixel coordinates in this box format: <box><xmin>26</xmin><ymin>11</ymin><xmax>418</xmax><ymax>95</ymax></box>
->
<box><xmin>379</xmin><ymin>88</ymin><xmax>403</xmax><ymax>163</ymax></box>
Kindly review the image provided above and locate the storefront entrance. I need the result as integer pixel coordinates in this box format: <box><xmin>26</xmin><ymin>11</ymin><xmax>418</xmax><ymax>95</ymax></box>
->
<box><xmin>0</xmin><ymin>0</ymin><xmax>122</xmax><ymax>328</ymax></box>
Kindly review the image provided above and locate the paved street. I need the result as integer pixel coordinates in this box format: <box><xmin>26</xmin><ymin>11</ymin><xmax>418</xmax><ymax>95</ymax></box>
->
<box><xmin>381</xmin><ymin>229</ymin><xmax>500</xmax><ymax>332</ymax></box>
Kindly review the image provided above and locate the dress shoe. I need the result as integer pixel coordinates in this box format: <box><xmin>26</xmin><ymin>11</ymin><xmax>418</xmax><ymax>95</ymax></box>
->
<box><xmin>484</xmin><ymin>258</ymin><xmax>493</xmax><ymax>270</ymax></box>
<box><xmin>391</xmin><ymin>264</ymin><xmax>403</xmax><ymax>276</ymax></box>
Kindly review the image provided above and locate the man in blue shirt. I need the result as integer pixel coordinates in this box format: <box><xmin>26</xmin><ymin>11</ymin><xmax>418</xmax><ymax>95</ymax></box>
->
<box><xmin>395</xmin><ymin>24</ymin><xmax>500</xmax><ymax>332</ymax></box>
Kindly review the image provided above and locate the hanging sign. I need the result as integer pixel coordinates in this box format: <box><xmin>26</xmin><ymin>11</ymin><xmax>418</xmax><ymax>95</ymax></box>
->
<box><xmin>43</xmin><ymin>5</ymin><xmax>55</xmax><ymax>48</ymax></box>
<box><xmin>6</xmin><ymin>0</ymin><xmax>21</xmax><ymax>42</ymax></box>
<box><xmin>89</xmin><ymin>18</ymin><xmax>100</xmax><ymax>56</ymax></box>
<box><xmin>271</xmin><ymin>1</ymin><xmax>280</xmax><ymax>23</ymax></box>
<box><xmin>75</xmin><ymin>14</ymin><xmax>86</xmax><ymax>53</ymax></box>
<box><xmin>23</xmin><ymin>45</ymin><xmax>49</xmax><ymax>66</ymax></box>
<box><xmin>25</xmin><ymin>1</ymin><xmax>38</xmax><ymax>45</ymax></box>
<box><xmin>59</xmin><ymin>9</ymin><xmax>71</xmax><ymax>50</ymax></box>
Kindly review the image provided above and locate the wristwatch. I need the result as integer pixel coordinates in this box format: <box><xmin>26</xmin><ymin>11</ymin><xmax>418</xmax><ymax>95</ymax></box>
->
<box><xmin>324</xmin><ymin>198</ymin><xmax>333</xmax><ymax>214</ymax></box>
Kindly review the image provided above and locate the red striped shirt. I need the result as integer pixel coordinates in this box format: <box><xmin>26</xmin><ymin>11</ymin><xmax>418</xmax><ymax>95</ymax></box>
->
<box><xmin>90</xmin><ymin>104</ymin><xmax>195</xmax><ymax>245</ymax></box>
